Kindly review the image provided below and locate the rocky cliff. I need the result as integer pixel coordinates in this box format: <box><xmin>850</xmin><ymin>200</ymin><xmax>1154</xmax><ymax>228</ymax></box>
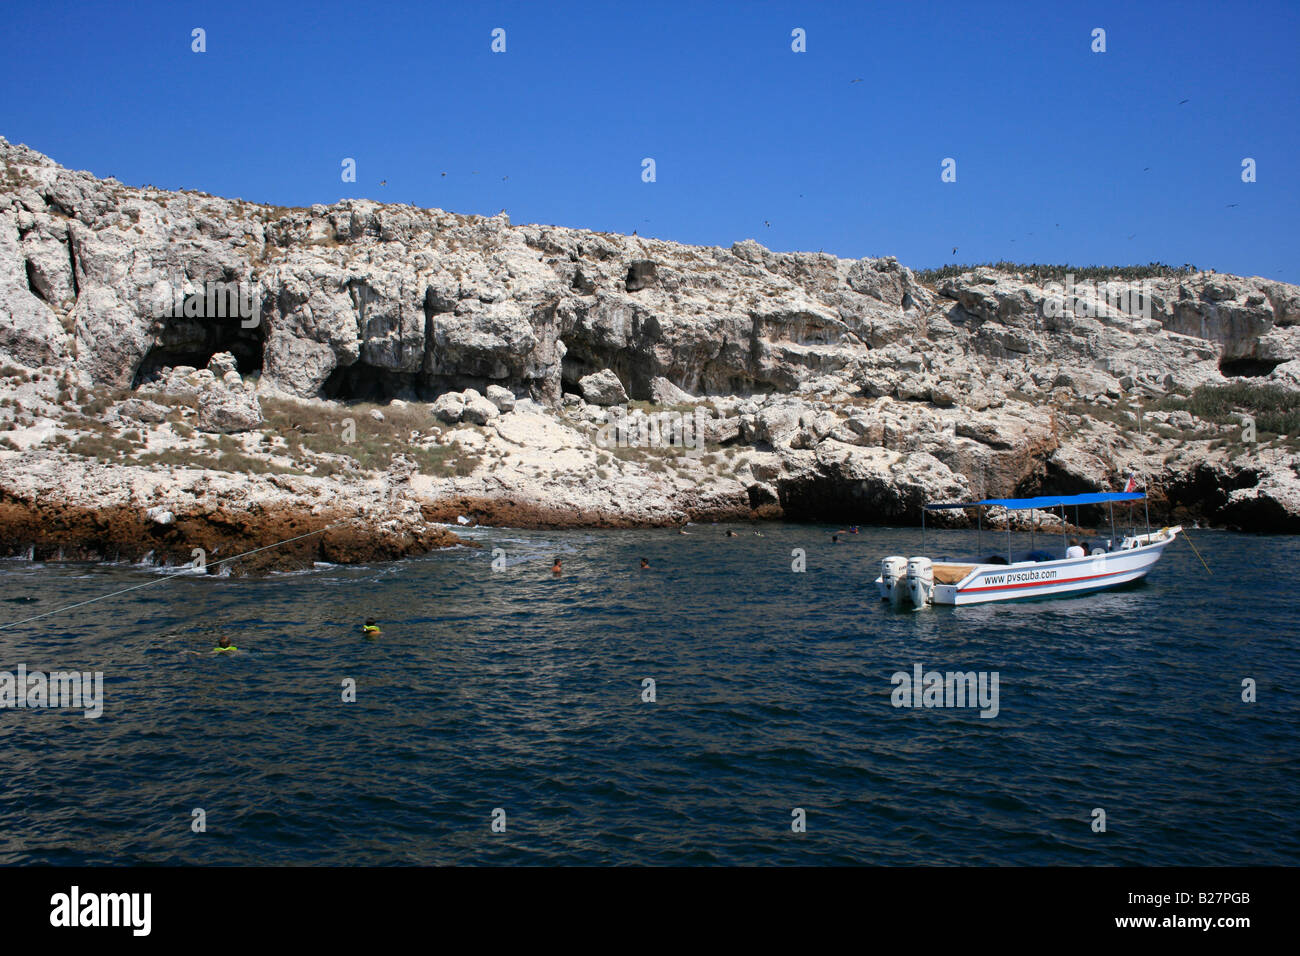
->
<box><xmin>2</xmin><ymin>136</ymin><xmax>1297</xmax><ymax>569</ymax></box>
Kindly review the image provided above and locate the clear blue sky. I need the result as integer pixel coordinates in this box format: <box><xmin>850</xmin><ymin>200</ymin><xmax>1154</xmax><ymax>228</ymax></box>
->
<box><xmin>2</xmin><ymin>0</ymin><xmax>1297</xmax><ymax>281</ymax></box>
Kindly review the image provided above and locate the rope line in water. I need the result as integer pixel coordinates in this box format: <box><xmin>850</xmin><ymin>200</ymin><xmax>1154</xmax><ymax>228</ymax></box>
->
<box><xmin>0</xmin><ymin>526</ymin><xmax>332</xmax><ymax>631</ymax></box>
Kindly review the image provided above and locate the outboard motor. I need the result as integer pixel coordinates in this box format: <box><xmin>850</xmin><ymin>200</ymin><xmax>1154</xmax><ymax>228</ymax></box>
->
<box><xmin>907</xmin><ymin>556</ymin><xmax>934</xmax><ymax>608</ymax></box>
<box><xmin>880</xmin><ymin>556</ymin><xmax>908</xmax><ymax>604</ymax></box>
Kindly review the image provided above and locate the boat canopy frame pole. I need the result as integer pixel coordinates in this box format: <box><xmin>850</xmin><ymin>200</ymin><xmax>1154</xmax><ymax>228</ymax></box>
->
<box><xmin>1145</xmin><ymin>494</ymin><xmax>1151</xmax><ymax>541</ymax></box>
<box><xmin>921</xmin><ymin>506</ymin><xmax>925</xmax><ymax>552</ymax></box>
<box><xmin>1007</xmin><ymin>511</ymin><xmax>1012</xmax><ymax>563</ymax></box>
<box><xmin>1109</xmin><ymin>501</ymin><xmax>1117</xmax><ymax>551</ymax></box>
<box><xmin>1060</xmin><ymin>503</ymin><xmax>1067</xmax><ymax>556</ymax></box>
<box><xmin>977</xmin><ymin>505</ymin><xmax>982</xmax><ymax>558</ymax></box>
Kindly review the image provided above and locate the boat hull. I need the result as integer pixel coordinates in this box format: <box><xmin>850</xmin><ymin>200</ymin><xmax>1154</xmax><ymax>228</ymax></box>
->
<box><xmin>875</xmin><ymin>527</ymin><xmax>1181</xmax><ymax>607</ymax></box>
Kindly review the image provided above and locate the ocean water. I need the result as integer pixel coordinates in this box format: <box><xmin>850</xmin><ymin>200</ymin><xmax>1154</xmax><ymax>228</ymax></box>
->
<box><xmin>1</xmin><ymin>523</ymin><xmax>1296</xmax><ymax>866</ymax></box>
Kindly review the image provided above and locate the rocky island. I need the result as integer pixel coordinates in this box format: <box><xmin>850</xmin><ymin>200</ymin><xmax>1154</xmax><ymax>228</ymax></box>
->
<box><xmin>1</xmin><ymin>137</ymin><xmax>1297</xmax><ymax>572</ymax></box>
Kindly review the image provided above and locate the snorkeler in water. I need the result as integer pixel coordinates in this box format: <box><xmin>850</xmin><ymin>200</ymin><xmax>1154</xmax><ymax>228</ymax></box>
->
<box><xmin>551</xmin><ymin>557</ymin><xmax>563</xmax><ymax>575</ymax></box>
<box><xmin>361</xmin><ymin>619</ymin><xmax>382</xmax><ymax>638</ymax></box>
<box><xmin>213</xmin><ymin>636</ymin><xmax>238</xmax><ymax>653</ymax></box>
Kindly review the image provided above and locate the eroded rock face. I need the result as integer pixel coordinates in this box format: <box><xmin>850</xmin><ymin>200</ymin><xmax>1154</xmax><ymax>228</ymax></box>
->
<box><xmin>2</xmin><ymin>136</ymin><xmax>1299</xmax><ymax>547</ymax></box>
<box><xmin>3</xmin><ymin>136</ymin><xmax>1297</xmax><ymax>411</ymax></box>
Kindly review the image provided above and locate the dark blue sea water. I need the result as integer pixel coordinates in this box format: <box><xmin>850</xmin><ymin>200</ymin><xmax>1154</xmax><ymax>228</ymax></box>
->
<box><xmin>1</xmin><ymin>523</ymin><xmax>1296</xmax><ymax>865</ymax></box>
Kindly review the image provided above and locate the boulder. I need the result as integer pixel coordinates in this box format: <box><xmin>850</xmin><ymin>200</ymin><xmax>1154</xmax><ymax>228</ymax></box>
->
<box><xmin>196</xmin><ymin>382</ymin><xmax>263</xmax><ymax>433</ymax></box>
<box><xmin>485</xmin><ymin>384</ymin><xmax>516</xmax><ymax>412</ymax></box>
<box><xmin>650</xmin><ymin>376</ymin><xmax>695</xmax><ymax>406</ymax></box>
<box><xmin>579</xmin><ymin>369</ymin><xmax>628</xmax><ymax>406</ymax></box>
<box><xmin>460</xmin><ymin>388</ymin><xmax>500</xmax><ymax>425</ymax></box>
<box><xmin>432</xmin><ymin>391</ymin><xmax>465</xmax><ymax>423</ymax></box>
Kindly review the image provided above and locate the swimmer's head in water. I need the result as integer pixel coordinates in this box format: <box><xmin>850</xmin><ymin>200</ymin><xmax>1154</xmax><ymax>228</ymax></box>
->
<box><xmin>640</xmin><ymin>558</ymin><xmax>649</xmax><ymax>568</ymax></box>
<box><xmin>365</xmin><ymin>618</ymin><xmax>377</xmax><ymax>627</ymax></box>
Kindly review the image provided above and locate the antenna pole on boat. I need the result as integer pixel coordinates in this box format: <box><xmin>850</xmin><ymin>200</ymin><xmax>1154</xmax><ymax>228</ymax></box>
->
<box><xmin>1060</xmin><ymin>503</ymin><xmax>1067</xmax><ymax>556</ymax></box>
<box><xmin>1143</xmin><ymin>478</ymin><xmax>1151</xmax><ymax>542</ymax></box>
<box><xmin>977</xmin><ymin>505</ymin><xmax>982</xmax><ymax>558</ymax></box>
<box><xmin>1109</xmin><ymin>501</ymin><xmax>1117</xmax><ymax>551</ymax></box>
<box><xmin>1007</xmin><ymin>509</ymin><xmax>1012</xmax><ymax>563</ymax></box>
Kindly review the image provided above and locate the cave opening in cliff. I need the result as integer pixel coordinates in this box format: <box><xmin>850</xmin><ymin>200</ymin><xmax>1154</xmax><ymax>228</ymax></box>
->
<box><xmin>320</xmin><ymin>364</ymin><xmax>426</xmax><ymax>403</ymax></box>
<box><xmin>132</xmin><ymin>314</ymin><xmax>266</xmax><ymax>387</ymax></box>
<box><xmin>561</xmin><ymin>350</ymin><xmax>649</xmax><ymax>401</ymax></box>
<box><xmin>774</xmin><ymin>476</ymin><xmax>920</xmax><ymax>525</ymax></box>
<box><xmin>1218</xmin><ymin>356</ymin><xmax>1283</xmax><ymax>377</ymax></box>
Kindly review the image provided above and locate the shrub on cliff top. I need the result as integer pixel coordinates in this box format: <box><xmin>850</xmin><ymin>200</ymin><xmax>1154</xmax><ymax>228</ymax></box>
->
<box><xmin>913</xmin><ymin>261</ymin><xmax>1202</xmax><ymax>286</ymax></box>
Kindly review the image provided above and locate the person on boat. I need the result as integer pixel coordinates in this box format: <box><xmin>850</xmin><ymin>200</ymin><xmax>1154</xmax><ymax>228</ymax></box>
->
<box><xmin>1066</xmin><ymin>538</ymin><xmax>1085</xmax><ymax>559</ymax></box>
<box><xmin>213</xmin><ymin>636</ymin><xmax>237</xmax><ymax>653</ymax></box>
<box><xmin>551</xmin><ymin>557</ymin><xmax>563</xmax><ymax>575</ymax></box>
<box><xmin>640</xmin><ymin>558</ymin><xmax>649</xmax><ymax>569</ymax></box>
<box><xmin>361</xmin><ymin>619</ymin><xmax>382</xmax><ymax>638</ymax></box>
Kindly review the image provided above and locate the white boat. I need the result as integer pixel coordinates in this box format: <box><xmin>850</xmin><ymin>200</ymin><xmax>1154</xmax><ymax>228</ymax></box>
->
<box><xmin>876</xmin><ymin>492</ymin><xmax>1181</xmax><ymax>607</ymax></box>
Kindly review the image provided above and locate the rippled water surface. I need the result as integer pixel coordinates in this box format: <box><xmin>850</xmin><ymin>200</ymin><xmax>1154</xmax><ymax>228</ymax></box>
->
<box><xmin>1</xmin><ymin>523</ymin><xmax>1296</xmax><ymax>865</ymax></box>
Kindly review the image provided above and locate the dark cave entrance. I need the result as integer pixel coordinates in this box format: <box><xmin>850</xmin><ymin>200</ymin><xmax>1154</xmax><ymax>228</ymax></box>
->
<box><xmin>320</xmin><ymin>364</ymin><xmax>426</xmax><ymax>403</ymax></box>
<box><xmin>1218</xmin><ymin>356</ymin><xmax>1284</xmax><ymax>377</ymax></box>
<box><xmin>133</xmin><ymin>314</ymin><xmax>266</xmax><ymax>387</ymax></box>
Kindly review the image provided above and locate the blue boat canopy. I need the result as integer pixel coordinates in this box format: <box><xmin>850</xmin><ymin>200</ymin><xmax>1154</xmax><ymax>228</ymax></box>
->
<box><xmin>925</xmin><ymin>492</ymin><xmax>1145</xmax><ymax>511</ymax></box>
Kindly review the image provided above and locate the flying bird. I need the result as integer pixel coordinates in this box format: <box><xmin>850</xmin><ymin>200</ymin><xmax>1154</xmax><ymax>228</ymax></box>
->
<box><xmin>1178</xmin><ymin>98</ymin><xmax>1189</xmax><ymax>105</ymax></box>
<box><xmin>851</xmin><ymin>78</ymin><xmax>863</xmax><ymax>83</ymax></box>
<box><xmin>379</xmin><ymin>180</ymin><xmax>387</xmax><ymax>186</ymax></box>
<box><xmin>1143</xmin><ymin>167</ymin><xmax>1150</xmax><ymax>171</ymax></box>
<box><xmin>764</xmin><ymin>220</ymin><xmax>771</xmax><ymax>228</ymax></box>
<box><xmin>502</xmin><ymin>176</ymin><xmax>508</xmax><ymax>181</ymax></box>
<box><xmin>441</xmin><ymin>172</ymin><xmax>446</xmax><ymax>177</ymax></box>
<box><xmin>952</xmin><ymin>247</ymin><xmax>958</xmax><ymax>255</ymax></box>
<box><xmin>1127</xmin><ymin>233</ymin><xmax>1136</xmax><ymax>239</ymax></box>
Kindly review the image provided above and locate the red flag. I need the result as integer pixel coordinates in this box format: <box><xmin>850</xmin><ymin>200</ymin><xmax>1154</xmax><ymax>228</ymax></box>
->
<box><xmin>1123</xmin><ymin>473</ymin><xmax>1138</xmax><ymax>493</ymax></box>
